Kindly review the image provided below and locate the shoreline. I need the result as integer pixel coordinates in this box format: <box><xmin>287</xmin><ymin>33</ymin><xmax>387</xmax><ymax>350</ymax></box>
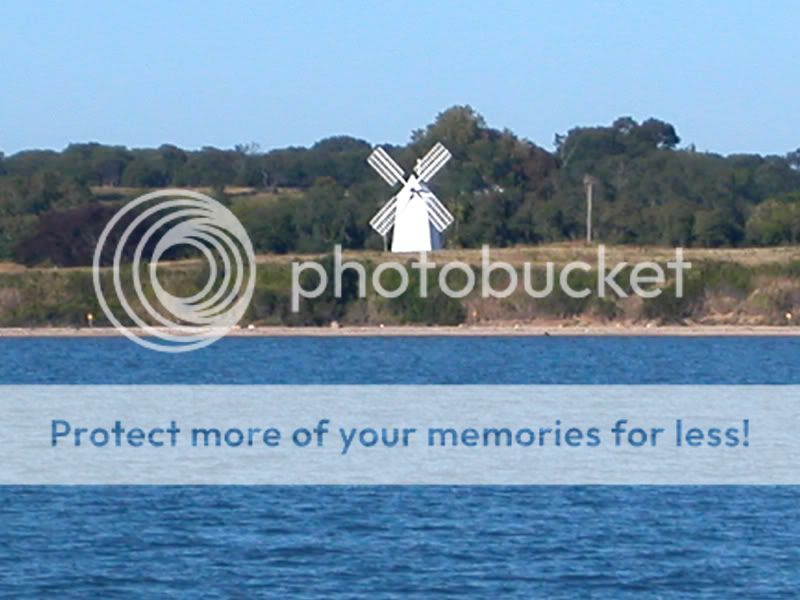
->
<box><xmin>1</xmin><ymin>324</ymin><xmax>798</xmax><ymax>337</ymax></box>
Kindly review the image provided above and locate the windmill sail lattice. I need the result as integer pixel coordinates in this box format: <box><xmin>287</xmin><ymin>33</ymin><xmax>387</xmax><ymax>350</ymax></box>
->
<box><xmin>367</xmin><ymin>143</ymin><xmax>454</xmax><ymax>252</ymax></box>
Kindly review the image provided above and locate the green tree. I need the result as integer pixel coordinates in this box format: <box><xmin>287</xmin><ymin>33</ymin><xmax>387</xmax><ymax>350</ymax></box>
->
<box><xmin>746</xmin><ymin>195</ymin><xmax>800</xmax><ymax>245</ymax></box>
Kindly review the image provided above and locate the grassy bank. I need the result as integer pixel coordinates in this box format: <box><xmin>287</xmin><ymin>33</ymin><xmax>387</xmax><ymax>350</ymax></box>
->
<box><xmin>1</xmin><ymin>245</ymin><xmax>798</xmax><ymax>328</ymax></box>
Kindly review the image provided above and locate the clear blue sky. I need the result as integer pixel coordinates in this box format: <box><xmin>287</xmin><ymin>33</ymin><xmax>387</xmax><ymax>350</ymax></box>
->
<box><xmin>1</xmin><ymin>1</ymin><xmax>798</xmax><ymax>156</ymax></box>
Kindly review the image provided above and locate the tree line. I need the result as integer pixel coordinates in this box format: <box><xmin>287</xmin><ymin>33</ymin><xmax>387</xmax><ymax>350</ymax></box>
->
<box><xmin>2</xmin><ymin>106</ymin><xmax>800</xmax><ymax>266</ymax></box>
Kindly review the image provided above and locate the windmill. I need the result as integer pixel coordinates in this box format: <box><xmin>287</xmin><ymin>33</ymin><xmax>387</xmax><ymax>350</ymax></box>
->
<box><xmin>367</xmin><ymin>143</ymin><xmax>454</xmax><ymax>252</ymax></box>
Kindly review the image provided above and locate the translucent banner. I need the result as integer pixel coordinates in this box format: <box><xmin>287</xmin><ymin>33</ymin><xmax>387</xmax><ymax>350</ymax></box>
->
<box><xmin>0</xmin><ymin>386</ymin><xmax>796</xmax><ymax>484</ymax></box>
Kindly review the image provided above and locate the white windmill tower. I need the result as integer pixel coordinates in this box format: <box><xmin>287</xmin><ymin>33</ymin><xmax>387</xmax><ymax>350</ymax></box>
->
<box><xmin>367</xmin><ymin>143</ymin><xmax>454</xmax><ymax>252</ymax></box>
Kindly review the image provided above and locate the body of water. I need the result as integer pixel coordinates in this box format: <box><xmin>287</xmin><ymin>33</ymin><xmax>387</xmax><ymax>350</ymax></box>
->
<box><xmin>1</xmin><ymin>336</ymin><xmax>798</xmax><ymax>597</ymax></box>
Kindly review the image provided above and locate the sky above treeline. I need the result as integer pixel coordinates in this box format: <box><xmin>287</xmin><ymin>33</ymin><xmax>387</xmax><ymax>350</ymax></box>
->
<box><xmin>1</xmin><ymin>1</ymin><xmax>798</xmax><ymax>156</ymax></box>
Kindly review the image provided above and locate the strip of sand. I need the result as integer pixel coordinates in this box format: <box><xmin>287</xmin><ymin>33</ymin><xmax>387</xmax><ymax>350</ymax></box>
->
<box><xmin>0</xmin><ymin>324</ymin><xmax>798</xmax><ymax>337</ymax></box>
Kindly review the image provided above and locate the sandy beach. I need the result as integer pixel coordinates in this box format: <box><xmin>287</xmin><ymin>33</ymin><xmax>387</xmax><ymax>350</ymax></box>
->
<box><xmin>1</xmin><ymin>324</ymin><xmax>798</xmax><ymax>337</ymax></box>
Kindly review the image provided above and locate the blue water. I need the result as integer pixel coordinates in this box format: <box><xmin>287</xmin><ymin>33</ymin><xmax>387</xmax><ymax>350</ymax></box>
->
<box><xmin>4</xmin><ymin>335</ymin><xmax>800</xmax><ymax>384</ymax></box>
<box><xmin>1</xmin><ymin>336</ymin><xmax>799</xmax><ymax>598</ymax></box>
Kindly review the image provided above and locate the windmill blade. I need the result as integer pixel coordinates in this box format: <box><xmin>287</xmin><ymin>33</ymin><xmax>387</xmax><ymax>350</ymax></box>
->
<box><xmin>425</xmin><ymin>194</ymin><xmax>454</xmax><ymax>232</ymax></box>
<box><xmin>367</xmin><ymin>151</ymin><xmax>401</xmax><ymax>186</ymax></box>
<box><xmin>415</xmin><ymin>143</ymin><xmax>451</xmax><ymax>182</ymax></box>
<box><xmin>417</xmin><ymin>146</ymin><xmax>451</xmax><ymax>182</ymax></box>
<box><xmin>369</xmin><ymin>195</ymin><xmax>398</xmax><ymax>236</ymax></box>
<box><xmin>414</xmin><ymin>142</ymin><xmax>448</xmax><ymax>175</ymax></box>
<box><xmin>367</xmin><ymin>147</ymin><xmax>405</xmax><ymax>186</ymax></box>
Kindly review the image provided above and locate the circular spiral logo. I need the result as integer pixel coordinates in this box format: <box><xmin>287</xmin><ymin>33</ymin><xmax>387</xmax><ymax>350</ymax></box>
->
<box><xmin>92</xmin><ymin>189</ymin><xmax>256</xmax><ymax>352</ymax></box>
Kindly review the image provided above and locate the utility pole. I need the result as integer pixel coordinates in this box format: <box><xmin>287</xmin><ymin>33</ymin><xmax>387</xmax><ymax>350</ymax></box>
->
<box><xmin>583</xmin><ymin>174</ymin><xmax>597</xmax><ymax>244</ymax></box>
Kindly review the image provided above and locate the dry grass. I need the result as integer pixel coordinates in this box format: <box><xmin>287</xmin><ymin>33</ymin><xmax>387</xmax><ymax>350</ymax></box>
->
<box><xmin>0</xmin><ymin>263</ymin><xmax>27</xmax><ymax>273</ymax></box>
<box><xmin>250</xmin><ymin>243</ymin><xmax>800</xmax><ymax>267</ymax></box>
<box><xmin>90</xmin><ymin>185</ymin><xmax>302</xmax><ymax>198</ymax></box>
<box><xmin>4</xmin><ymin>243</ymin><xmax>799</xmax><ymax>274</ymax></box>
